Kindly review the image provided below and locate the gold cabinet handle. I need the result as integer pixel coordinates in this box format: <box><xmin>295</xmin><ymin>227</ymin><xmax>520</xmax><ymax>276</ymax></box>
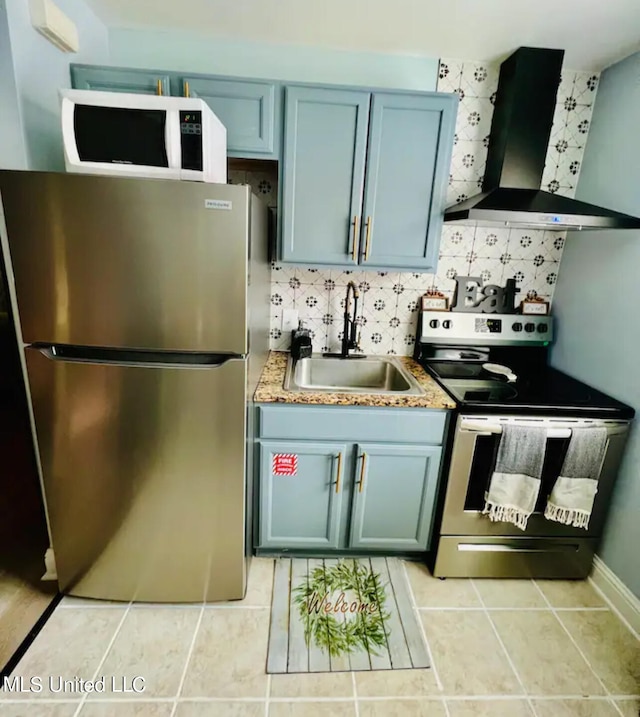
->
<box><xmin>335</xmin><ymin>452</ymin><xmax>343</xmax><ymax>493</ymax></box>
<box><xmin>358</xmin><ymin>452</ymin><xmax>367</xmax><ymax>493</ymax></box>
<box><xmin>364</xmin><ymin>217</ymin><xmax>372</xmax><ymax>261</ymax></box>
<box><xmin>351</xmin><ymin>215</ymin><xmax>360</xmax><ymax>262</ymax></box>
<box><xmin>156</xmin><ymin>79</ymin><xmax>163</xmax><ymax>96</ymax></box>
<box><xmin>184</xmin><ymin>81</ymin><xmax>190</xmax><ymax>98</ymax></box>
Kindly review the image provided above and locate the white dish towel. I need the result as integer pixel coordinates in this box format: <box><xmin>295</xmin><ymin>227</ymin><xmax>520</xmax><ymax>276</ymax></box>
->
<box><xmin>483</xmin><ymin>425</ymin><xmax>547</xmax><ymax>531</ymax></box>
<box><xmin>545</xmin><ymin>426</ymin><xmax>608</xmax><ymax>529</ymax></box>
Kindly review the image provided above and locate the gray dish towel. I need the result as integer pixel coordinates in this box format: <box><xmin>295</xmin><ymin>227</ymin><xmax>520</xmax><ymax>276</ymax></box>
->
<box><xmin>545</xmin><ymin>426</ymin><xmax>608</xmax><ymax>529</ymax></box>
<box><xmin>483</xmin><ymin>425</ymin><xmax>547</xmax><ymax>530</ymax></box>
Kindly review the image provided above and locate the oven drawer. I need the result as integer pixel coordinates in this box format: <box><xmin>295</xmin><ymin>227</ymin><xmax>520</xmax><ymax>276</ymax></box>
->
<box><xmin>433</xmin><ymin>536</ymin><xmax>597</xmax><ymax>578</ymax></box>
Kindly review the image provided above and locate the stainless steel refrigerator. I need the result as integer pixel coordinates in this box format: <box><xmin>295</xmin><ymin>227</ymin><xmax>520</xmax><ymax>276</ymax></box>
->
<box><xmin>0</xmin><ymin>170</ymin><xmax>270</xmax><ymax>603</ymax></box>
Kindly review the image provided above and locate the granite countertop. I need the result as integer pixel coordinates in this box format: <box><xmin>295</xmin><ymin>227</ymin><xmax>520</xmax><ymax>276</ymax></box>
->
<box><xmin>254</xmin><ymin>351</ymin><xmax>456</xmax><ymax>409</ymax></box>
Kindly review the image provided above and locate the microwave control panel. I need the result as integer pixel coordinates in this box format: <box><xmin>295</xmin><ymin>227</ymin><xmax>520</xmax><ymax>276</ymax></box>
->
<box><xmin>180</xmin><ymin>111</ymin><xmax>203</xmax><ymax>171</ymax></box>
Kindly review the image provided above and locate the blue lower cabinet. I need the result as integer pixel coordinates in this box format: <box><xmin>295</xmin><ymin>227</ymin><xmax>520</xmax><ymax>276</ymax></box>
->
<box><xmin>348</xmin><ymin>443</ymin><xmax>443</xmax><ymax>551</ymax></box>
<box><xmin>258</xmin><ymin>441</ymin><xmax>346</xmax><ymax>549</ymax></box>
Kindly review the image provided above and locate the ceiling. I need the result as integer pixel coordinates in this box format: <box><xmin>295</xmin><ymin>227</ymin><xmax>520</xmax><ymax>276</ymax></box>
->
<box><xmin>85</xmin><ymin>0</ymin><xmax>640</xmax><ymax>70</ymax></box>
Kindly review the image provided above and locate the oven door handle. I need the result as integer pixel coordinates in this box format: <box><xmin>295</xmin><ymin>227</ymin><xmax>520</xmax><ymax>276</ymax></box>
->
<box><xmin>458</xmin><ymin>542</ymin><xmax>581</xmax><ymax>554</ymax></box>
<box><xmin>461</xmin><ymin>422</ymin><xmax>628</xmax><ymax>438</ymax></box>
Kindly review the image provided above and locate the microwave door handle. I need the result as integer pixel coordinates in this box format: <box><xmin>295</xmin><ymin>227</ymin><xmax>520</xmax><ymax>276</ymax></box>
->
<box><xmin>166</xmin><ymin>109</ymin><xmax>181</xmax><ymax>169</ymax></box>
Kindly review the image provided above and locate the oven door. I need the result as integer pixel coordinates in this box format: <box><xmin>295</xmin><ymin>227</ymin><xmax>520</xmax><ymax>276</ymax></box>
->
<box><xmin>440</xmin><ymin>414</ymin><xmax>630</xmax><ymax>538</ymax></box>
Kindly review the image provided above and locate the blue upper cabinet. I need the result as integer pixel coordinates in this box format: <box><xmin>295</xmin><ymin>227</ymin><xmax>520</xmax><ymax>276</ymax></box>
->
<box><xmin>182</xmin><ymin>77</ymin><xmax>280</xmax><ymax>158</ymax></box>
<box><xmin>360</xmin><ymin>93</ymin><xmax>457</xmax><ymax>270</ymax></box>
<box><xmin>71</xmin><ymin>65</ymin><xmax>170</xmax><ymax>96</ymax></box>
<box><xmin>281</xmin><ymin>86</ymin><xmax>370</xmax><ymax>265</ymax></box>
<box><xmin>70</xmin><ymin>65</ymin><xmax>281</xmax><ymax>160</ymax></box>
<box><xmin>280</xmin><ymin>87</ymin><xmax>457</xmax><ymax>270</ymax></box>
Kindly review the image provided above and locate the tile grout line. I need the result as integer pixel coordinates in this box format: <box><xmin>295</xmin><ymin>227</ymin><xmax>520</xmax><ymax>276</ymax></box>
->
<box><xmin>352</xmin><ymin>670</ymin><xmax>359</xmax><ymax>717</ymax></box>
<box><xmin>470</xmin><ymin>579</ymin><xmax>538</xmax><ymax>717</ymax></box>
<box><xmin>442</xmin><ymin>694</ymin><xmax>452</xmax><ymax>717</ymax></box>
<box><xmin>265</xmin><ymin>557</ymin><xmax>274</xmax><ymax>717</ymax></box>
<box><xmin>169</xmin><ymin>603</ymin><xmax>205</xmax><ymax>717</ymax></box>
<box><xmin>531</xmin><ymin>580</ymin><xmax>615</xmax><ymax>706</ymax></box>
<box><xmin>71</xmin><ymin>601</ymin><xmax>132</xmax><ymax>717</ymax></box>
<box><xmin>400</xmin><ymin>561</ymin><xmax>444</xmax><ymax>692</ymax></box>
<box><xmin>264</xmin><ymin>673</ymin><xmax>271</xmax><ymax>717</ymax></box>
<box><xmin>414</xmin><ymin>606</ymin><xmax>609</xmax><ymax>612</ymax></box>
<box><xmin>9</xmin><ymin>694</ymin><xmax>639</xmax><ymax>705</ymax></box>
<box><xmin>61</xmin><ymin>603</ymin><xmax>246</xmax><ymax>610</ymax></box>
<box><xmin>610</xmin><ymin>698</ymin><xmax>626</xmax><ymax>717</ymax></box>
<box><xmin>202</xmin><ymin>605</ymin><xmax>269</xmax><ymax>610</ymax></box>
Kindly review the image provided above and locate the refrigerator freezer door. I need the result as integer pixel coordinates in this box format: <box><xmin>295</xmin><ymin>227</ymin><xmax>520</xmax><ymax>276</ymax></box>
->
<box><xmin>25</xmin><ymin>347</ymin><xmax>248</xmax><ymax>602</ymax></box>
<box><xmin>0</xmin><ymin>171</ymin><xmax>249</xmax><ymax>354</ymax></box>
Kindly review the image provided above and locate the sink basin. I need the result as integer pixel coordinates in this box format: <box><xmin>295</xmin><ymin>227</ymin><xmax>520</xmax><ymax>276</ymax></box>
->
<box><xmin>284</xmin><ymin>355</ymin><xmax>424</xmax><ymax>395</ymax></box>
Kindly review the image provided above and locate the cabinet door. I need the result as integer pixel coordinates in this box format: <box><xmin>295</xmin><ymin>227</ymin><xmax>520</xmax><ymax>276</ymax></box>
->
<box><xmin>349</xmin><ymin>443</ymin><xmax>442</xmax><ymax>551</ymax></box>
<box><xmin>70</xmin><ymin>65</ymin><xmax>170</xmax><ymax>96</ymax></box>
<box><xmin>258</xmin><ymin>441</ymin><xmax>346</xmax><ymax>549</ymax></box>
<box><xmin>183</xmin><ymin>77</ymin><xmax>278</xmax><ymax>156</ymax></box>
<box><xmin>360</xmin><ymin>93</ymin><xmax>457</xmax><ymax>270</ymax></box>
<box><xmin>281</xmin><ymin>86</ymin><xmax>370</xmax><ymax>265</ymax></box>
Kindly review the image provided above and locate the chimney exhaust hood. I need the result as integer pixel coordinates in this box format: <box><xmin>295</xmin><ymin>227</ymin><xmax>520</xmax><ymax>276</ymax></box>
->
<box><xmin>444</xmin><ymin>47</ymin><xmax>640</xmax><ymax>231</ymax></box>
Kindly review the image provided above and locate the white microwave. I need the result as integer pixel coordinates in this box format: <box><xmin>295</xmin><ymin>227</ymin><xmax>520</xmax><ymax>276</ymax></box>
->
<box><xmin>60</xmin><ymin>89</ymin><xmax>227</xmax><ymax>183</ymax></box>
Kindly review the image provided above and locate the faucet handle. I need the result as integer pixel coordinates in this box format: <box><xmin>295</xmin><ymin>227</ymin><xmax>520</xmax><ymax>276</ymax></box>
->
<box><xmin>355</xmin><ymin>330</ymin><xmax>362</xmax><ymax>350</ymax></box>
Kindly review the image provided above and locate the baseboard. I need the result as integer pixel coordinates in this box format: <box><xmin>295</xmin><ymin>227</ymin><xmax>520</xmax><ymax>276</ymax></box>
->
<box><xmin>589</xmin><ymin>555</ymin><xmax>640</xmax><ymax>637</ymax></box>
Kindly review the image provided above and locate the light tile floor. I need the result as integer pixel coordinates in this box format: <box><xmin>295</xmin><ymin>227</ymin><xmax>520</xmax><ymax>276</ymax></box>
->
<box><xmin>0</xmin><ymin>559</ymin><xmax>638</xmax><ymax>717</ymax></box>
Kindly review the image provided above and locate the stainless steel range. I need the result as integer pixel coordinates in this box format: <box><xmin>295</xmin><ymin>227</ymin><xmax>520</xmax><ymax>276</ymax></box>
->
<box><xmin>414</xmin><ymin>311</ymin><xmax>634</xmax><ymax>578</ymax></box>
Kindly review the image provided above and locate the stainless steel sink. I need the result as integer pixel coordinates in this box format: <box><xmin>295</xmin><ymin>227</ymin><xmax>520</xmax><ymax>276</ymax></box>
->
<box><xmin>284</xmin><ymin>355</ymin><xmax>424</xmax><ymax>395</ymax></box>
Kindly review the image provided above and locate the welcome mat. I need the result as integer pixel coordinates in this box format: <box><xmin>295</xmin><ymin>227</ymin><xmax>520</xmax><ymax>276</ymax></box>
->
<box><xmin>267</xmin><ymin>557</ymin><xmax>430</xmax><ymax>673</ymax></box>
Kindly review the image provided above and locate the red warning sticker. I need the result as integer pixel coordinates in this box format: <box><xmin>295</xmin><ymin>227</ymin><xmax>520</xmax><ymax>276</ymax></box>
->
<box><xmin>273</xmin><ymin>453</ymin><xmax>298</xmax><ymax>476</ymax></box>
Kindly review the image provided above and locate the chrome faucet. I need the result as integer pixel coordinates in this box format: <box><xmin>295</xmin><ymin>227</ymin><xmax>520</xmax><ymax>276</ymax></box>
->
<box><xmin>341</xmin><ymin>281</ymin><xmax>360</xmax><ymax>359</ymax></box>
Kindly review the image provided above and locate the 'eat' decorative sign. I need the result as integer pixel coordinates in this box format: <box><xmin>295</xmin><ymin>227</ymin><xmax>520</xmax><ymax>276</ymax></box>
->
<box><xmin>451</xmin><ymin>277</ymin><xmax>519</xmax><ymax>314</ymax></box>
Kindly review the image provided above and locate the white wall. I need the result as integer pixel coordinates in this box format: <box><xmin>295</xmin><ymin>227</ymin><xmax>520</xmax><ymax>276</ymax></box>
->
<box><xmin>109</xmin><ymin>29</ymin><xmax>440</xmax><ymax>91</ymax></box>
<box><xmin>0</xmin><ymin>0</ymin><xmax>27</xmax><ymax>169</ymax></box>
<box><xmin>551</xmin><ymin>51</ymin><xmax>640</xmax><ymax>597</ymax></box>
<box><xmin>3</xmin><ymin>0</ymin><xmax>109</xmax><ymax>171</ymax></box>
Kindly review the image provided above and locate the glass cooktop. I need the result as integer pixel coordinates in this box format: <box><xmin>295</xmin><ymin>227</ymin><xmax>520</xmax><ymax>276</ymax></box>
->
<box><xmin>423</xmin><ymin>360</ymin><xmax>633</xmax><ymax>418</ymax></box>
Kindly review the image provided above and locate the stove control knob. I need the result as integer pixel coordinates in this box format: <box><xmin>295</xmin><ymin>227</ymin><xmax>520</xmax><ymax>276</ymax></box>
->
<box><xmin>537</xmin><ymin>323</ymin><xmax>548</xmax><ymax>333</ymax></box>
<box><xmin>512</xmin><ymin>322</ymin><xmax>523</xmax><ymax>332</ymax></box>
<box><xmin>442</xmin><ymin>320</ymin><xmax>452</xmax><ymax>329</ymax></box>
<box><xmin>524</xmin><ymin>322</ymin><xmax>536</xmax><ymax>333</ymax></box>
<box><xmin>429</xmin><ymin>319</ymin><xmax>440</xmax><ymax>329</ymax></box>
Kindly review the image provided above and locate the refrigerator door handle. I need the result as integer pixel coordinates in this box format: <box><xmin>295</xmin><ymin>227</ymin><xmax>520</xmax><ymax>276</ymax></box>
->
<box><xmin>32</xmin><ymin>344</ymin><xmax>243</xmax><ymax>368</ymax></box>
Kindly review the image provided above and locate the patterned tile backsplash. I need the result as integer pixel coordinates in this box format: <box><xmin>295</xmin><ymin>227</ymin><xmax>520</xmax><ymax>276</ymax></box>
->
<box><xmin>232</xmin><ymin>59</ymin><xmax>600</xmax><ymax>356</ymax></box>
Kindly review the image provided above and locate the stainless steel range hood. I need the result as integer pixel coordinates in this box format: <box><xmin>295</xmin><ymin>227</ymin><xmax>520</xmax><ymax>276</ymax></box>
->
<box><xmin>444</xmin><ymin>47</ymin><xmax>640</xmax><ymax>231</ymax></box>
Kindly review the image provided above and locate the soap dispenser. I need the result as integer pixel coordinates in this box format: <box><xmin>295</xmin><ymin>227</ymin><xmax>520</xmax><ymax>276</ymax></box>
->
<box><xmin>290</xmin><ymin>321</ymin><xmax>312</xmax><ymax>361</ymax></box>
